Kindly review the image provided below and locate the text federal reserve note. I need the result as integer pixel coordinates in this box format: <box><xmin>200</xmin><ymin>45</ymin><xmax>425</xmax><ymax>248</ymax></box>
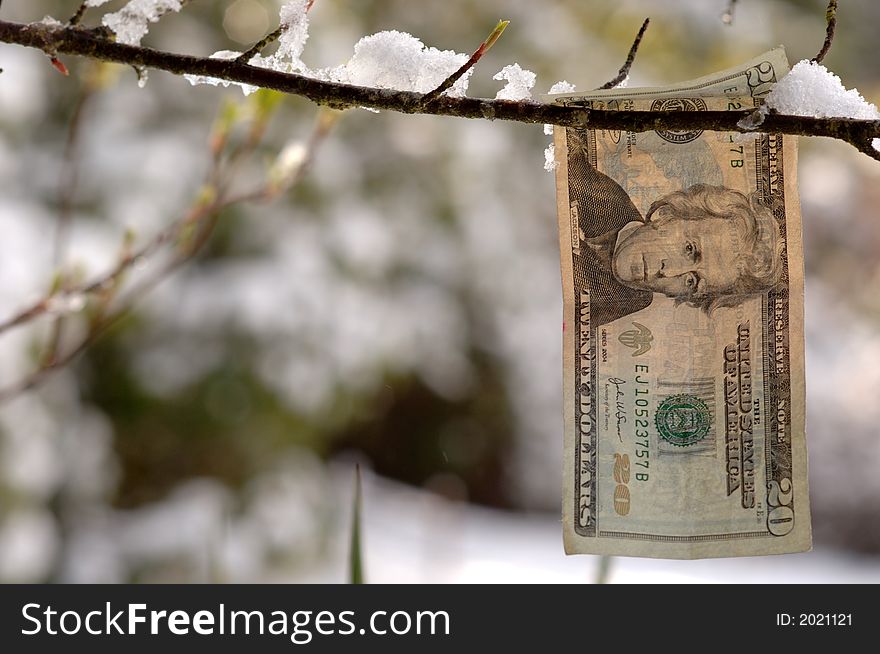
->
<box><xmin>554</xmin><ymin>73</ymin><xmax>811</xmax><ymax>558</ymax></box>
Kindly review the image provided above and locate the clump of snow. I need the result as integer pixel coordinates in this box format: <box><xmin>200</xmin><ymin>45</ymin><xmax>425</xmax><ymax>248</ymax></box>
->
<box><xmin>736</xmin><ymin>109</ymin><xmax>766</xmax><ymax>131</ymax></box>
<box><xmin>328</xmin><ymin>31</ymin><xmax>472</xmax><ymax>96</ymax></box>
<box><xmin>39</xmin><ymin>16</ymin><xmax>64</xmax><ymax>28</ymax></box>
<box><xmin>543</xmin><ymin>143</ymin><xmax>557</xmax><ymax>171</ymax></box>
<box><xmin>243</xmin><ymin>52</ymin><xmax>287</xmax><ymax>76</ymax></box>
<box><xmin>493</xmin><ymin>64</ymin><xmax>536</xmax><ymax>101</ymax></box>
<box><xmin>184</xmin><ymin>51</ymin><xmax>258</xmax><ymax>95</ymax></box>
<box><xmin>103</xmin><ymin>0</ymin><xmax>184</xmax><ymax>46</ymax></box>
<box><xmin>764</xmin><ymin>60</ymin><xmax>880</xmax><ymax>120</ymax></box>
<box><xmin>548</xmin><ymin>80</ymin><xmax>576</xmax><ymax>95</ymax></box>
<box><xmin>186</xmin><ymin>1</ymin><xmax>311</xmax><ymax>79</ymax></box>
<box><xmin>275</xmin><ymin>0</ymin><xmax>310</xmax><ymax>68</ymax></box>
<box><xmin>86</xmin><ymin>0</ymin><xmax>115</xmax><ymax>7</ymax></box>
<box><xmin>187</xmin><ymin>14</ymin><xmax>473</xmax><ymax>100</ymax></box>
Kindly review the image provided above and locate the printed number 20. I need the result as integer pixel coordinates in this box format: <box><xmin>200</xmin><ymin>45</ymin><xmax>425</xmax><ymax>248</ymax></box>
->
<box><xmin>767</xmin><ymin>478</ymin><xmax>794</xmax><ymax>536</ymax></box>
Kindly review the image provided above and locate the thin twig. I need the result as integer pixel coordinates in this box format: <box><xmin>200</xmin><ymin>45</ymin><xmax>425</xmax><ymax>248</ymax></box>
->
<box><xmin>237</xmin><ymin>25</ymin><xmax>282</xmax><ymax>64</ymax></box>
<box><xmin>0</xmin><ymin>100</ymin><xmax>338</xmax><ymax>402</ymax></box>
<box><xmin>420</xmin><ymin>19</ymin><xmax>509</xmax><ymax>107</ymax></box>
<box><xmin>68</xmin><ymin>2</ymin><xmax>90</xmax><ymax>26</ymax></box>
<box><xmin>230</xmin><ymin>107</ymin><xmax>340</xmax><ymax>204</ymax></box>
<box><xmin>43</xmin><ymin>82</ymin><xmax>94</xmax><ymax>367</ymax></box>
<box><xmin>0</xmin><ymin>300</ymin><xmax>51</xmax><ymax>334</ymax></box>
<box><xmin>0</xmin><ymin>206</ymin><xmax>185</xmax><ymax>339</ymax></box>
<box><xmin>237</xmin><ymin>0</ymin><xmax>315</xmax><ymax>64</ymax></box>
<box><xmin>54</xmin><ymin>89</ymin><xmax>92</xmax><ymax>266</ymax></box>
<box><xmin>41</xmin><ymin>303</ymin><xmax>67</xmax><ymax>368</ymax></box>
<box><xmin>813</xmin><ymin>0</ymin><xmax>838</xmax><ymax>63</ymax></box>
<box><xmin>0</xmin><ymin>253</ymin><xmax>170</xmax><ymax>403</ymax></box>
<box><xmin>0</xmin><ymin>202</ymin><xmax>216</xmax><ymax>403</ymax></box>
<box><xmin>599</xmin><ymin>18</ymin><xmax>650</xmax><ymax>90</ymax></box>
<box><xmin>0</xmin><ymin>317</ymin><xmax>109</xmax><ymax>402</ymax></box>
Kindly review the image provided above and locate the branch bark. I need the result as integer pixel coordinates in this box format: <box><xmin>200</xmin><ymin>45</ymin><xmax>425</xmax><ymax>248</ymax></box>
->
<box><xmin>0</xmin><ymin>18</ymin><xmax>878</xmax><ymax>160</ymax></box>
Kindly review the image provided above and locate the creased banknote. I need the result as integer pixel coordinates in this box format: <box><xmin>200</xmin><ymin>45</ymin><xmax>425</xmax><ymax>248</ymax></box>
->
<box><xmin>553</xmin><ymin>49</ymin><xmax>811</xmax><ymax>558</ymax></box>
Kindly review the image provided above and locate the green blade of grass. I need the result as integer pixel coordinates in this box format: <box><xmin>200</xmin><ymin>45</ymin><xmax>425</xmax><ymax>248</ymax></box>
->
<box><xmin>595</xmin><ymin>555</ymin><xmax>613</xmax><ymax>584</ymax></box>
<box><xmin>349</xmin><ymin>465</ymin><xmax>365</xmax><ymax>584</ymax></box>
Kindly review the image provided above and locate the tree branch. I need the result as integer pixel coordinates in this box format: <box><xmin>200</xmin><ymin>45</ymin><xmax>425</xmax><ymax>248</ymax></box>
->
<box><xmin>0</xmin><ymin>18</ymin><xmax>878</xmax><ymax>160</ymax></box>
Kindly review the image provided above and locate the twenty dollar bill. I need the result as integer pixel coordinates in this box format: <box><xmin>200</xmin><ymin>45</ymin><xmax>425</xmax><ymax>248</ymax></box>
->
<box><xmin>553</xmin><ymin>52</ymin><xmax>811</xmax><ymax>558</ymax></box>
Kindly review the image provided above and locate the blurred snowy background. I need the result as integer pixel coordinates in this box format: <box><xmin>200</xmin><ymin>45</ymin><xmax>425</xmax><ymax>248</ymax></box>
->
<box><xmin>1</xmin><ymin>0</ymin><xmax>879</xmax><ymax>583</ymax></box>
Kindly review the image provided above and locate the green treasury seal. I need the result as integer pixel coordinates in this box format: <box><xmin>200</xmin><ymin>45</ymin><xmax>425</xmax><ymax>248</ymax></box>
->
<box><xmin>655</xmin><ymin>394</ymin><xmax>711</xmax><ymax>447</ymax></box>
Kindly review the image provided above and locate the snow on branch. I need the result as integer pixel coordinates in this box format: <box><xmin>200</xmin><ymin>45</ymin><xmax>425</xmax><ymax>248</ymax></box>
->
<box><xmin>0</xmin><ymin>12</ymin><xmax>878</xmax><ymax>160</ymax></box>
<box><xmin>196</xmin><ymin>2</ymin><xmax>483</xmax><ymax>100</ymax></box>
<box><xmin>762</xmin><ymin>58</ymin><xmax>880</xmax><ymax>158</ymax></box>
<box><xmin>103</xmin><ymin>0</ymin><xmax>186</xmax><ymax>46</ymax></box>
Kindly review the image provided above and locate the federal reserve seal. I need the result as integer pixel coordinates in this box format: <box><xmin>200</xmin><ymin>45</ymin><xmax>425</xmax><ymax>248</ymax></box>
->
<box><xmin>618</xmin><ymin>322</ymin><xmax>653</xmax><ymax>357</ymax></box>
<box><xmin>650</xmin><ymin>97</ymin><xmax>708</xmax><ymax>144</ymax></box>
<box><xmin>655</xmin><ymin>394</ymin><xmax>711</xmax><ymax>447</ymax></box>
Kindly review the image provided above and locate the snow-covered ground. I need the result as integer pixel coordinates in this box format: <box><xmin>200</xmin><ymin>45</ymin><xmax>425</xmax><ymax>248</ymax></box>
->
<box><xmin>289</xmin><ymin>469</ymin><xmax>880</xmax><ymax>584</ymax></box>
